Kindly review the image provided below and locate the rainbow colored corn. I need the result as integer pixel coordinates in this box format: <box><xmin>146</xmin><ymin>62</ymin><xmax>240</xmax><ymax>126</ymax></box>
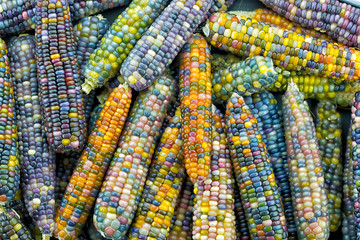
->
<box><xmin>0</xmin><ymin>38</ymin><xmax>19</xmax><ymax>205</ymax></box>
<box><xmin>120</xmin><ymin>0</ymin><xmax>213</xmax><ymax>91</ymax></box>
<box><xmin>54</xmin><ymin>85</ymin><xmax>132</xmax><ymax>240</ymax></box>
<box><xmin>282</xmin><ymin>82</ymin><xmax>330</xmax><ymax>239</ymax></box>
<box><xmin>82</xmin><ymin>0</ymin><xmax>171</xmax><ymax>94</ymax></box>
<box><xmin>203</xmin><ymin>12</ymin><xmax>360</xmax><ymax>83</ymax></box>
<box><xmin>93</xmin><ymin>75</ymin><xmax>176</xmax><ymax>239</ymax></box>
<box><xmin>129</xmin><ymin>108</ymin><xmax>185</xmax><ymax>240</ymax></box>
<box><xmin>35</xmin><ymin>0</ymin><xmax>87</xmax><ymax>153</ymax></box>
<box><xmin>179</xmin><ymin>34</ymin><xmax>212</xmax><ymax>183</ymax></box>
<box><xmin>8</xmin><ymin>34</ymin><xmax>57</xmax><ymax>238</ymax></box>
<box><xmin>259</xmin><ymin>0</ymin><xmax>360</xmax><ymax>48</ymax></box>
<box><xmin>192</xmin><ymin>105</ymin><xmax>236</xmax><ymax>240</ymax></box>
<box><xmin>168</xmin><ymin>178</ymin><xmax>194</xmax><ymax>240</ymax></box>
<box><xmin>226</xmin><ymin>92</ymin><xmax>288</xmax><ymax>239</ymax></box>
<box><xmin>0</xmin><ymin>206</ymin><xmax>33</xmax><ymax>240</ymax></box>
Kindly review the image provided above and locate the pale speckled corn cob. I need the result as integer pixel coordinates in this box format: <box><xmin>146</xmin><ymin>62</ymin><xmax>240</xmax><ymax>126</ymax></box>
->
<box><xmin>129</xmin><ymin>108</ymin><xmax>185</xmax><ymax>240</ymax></box>
<box><xmin>226</xmin><ymin>92</ymin><xmax>288</xmax><ymax>240</ymax></box>
<box><xmin>120</xmin><ymin>0</ymin><xmax>213</xmax><ymax>91</ymax></box>
<box><xmin>192</xmin><ymin>105</ymin><xmax>236</xmax><ymax>240</ymax></box>
<box><xmin>282</xmin><ymin>82</ymin><xmax>330</xmax><ymax>240</ymax></box>
<box><xmin>8</xmin><ymin>34</ymin><xmax>56</xmax><ymax>238</ymax></box>
<box><xmin>93</xmin><ymin>75</ymin><xmax>176</xmax><ymax>239</ymax></box>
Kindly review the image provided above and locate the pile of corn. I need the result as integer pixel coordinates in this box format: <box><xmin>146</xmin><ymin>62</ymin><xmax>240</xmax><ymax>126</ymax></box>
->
<box><xmin>1</xmin><ymin>0</ymin><xmax>360</xmax><ymax>239</ymax></box>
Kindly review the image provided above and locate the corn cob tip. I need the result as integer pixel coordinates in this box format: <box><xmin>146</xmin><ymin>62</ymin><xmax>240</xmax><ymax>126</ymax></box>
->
<box><xmin>82</xmin><ymin>82</ymin><xmax>94</xmax><ymax>94</ymax></box>
<box><xmin>229</xmin><ymin>91</ymin><xmax>241</xmax><ymax>101</ymax></box>
<box><xmin>202</xmin><ymin>24</ymin><xmax>210</xmax><ymax>37</ymax></box>
<box><xmin>94</xmin><ymin>14</ymin><xmax>106</xmax><ymax>21</ymax></box>
<box><xmin>18</xmin><ymin>33</ymin><xmax>29</xmax><ymax>37</ymax></box>
<box><xmin>228</xmin><ymin>10</ymin><xmax>256</xmax><ymax>19</ymax></box>
<box><xmin>42</xmin><ymin>234</ymin><xmax>51</xmax><ymax>240</ymax></box>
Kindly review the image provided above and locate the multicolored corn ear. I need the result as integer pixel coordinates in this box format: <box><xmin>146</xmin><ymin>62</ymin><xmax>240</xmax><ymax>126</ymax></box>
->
<box><xmin>179</xmin><ymin>34</ymin><xmax>212</xmax><ymax>183</ymax></box>
<box><xmin>55</xmin><ymin>152</ymin><xmax>79</xmax><ymax>208</ymax></box>
<box><xmin>8</xmin><ymin>34</ymin><xmax>57</xmax><ymax>238</ymax></box>
<box><xmin>233</xmin><ymin>182</ymin><xmax>250</xmax><ymax>240</ymax></box>
<box><xmin>168</xmin><ymin>178</ymin><xmax>194</xmax><ymax>240</ymax></box>
<box><xmin>315</xmin><ymin>100</ymin><xmax>343</xmax><ymax>232</ymax></box>
<box><xmin>82</xmin><ymin>0</ymin><xmax>171</xmax><ymax>94</ymax></box>
<box><xmin>0</xmin><ymin>206</ymin><xmax>33</xmax><ymax>240</ymax></box>
<box><xmin>192</xmin><ymin>105</ymin><xmax>236</xmax><ymax>240</ymax></box>
<box><xmin>120</xmin><ymin>0</ymin><xmax>213</xmax><ymax>91</ymax></box>
<box><xmin>259</xmin><ymin>0</ymin><xmax>360</xmax><ymax>48</ymax></box>
<box><xmin>93</xmin><ymin>75</ymin><xmax>176</xmax><ymax>239</ymax></box>
<box><xmin>351</xmin><ymin>90</ymin><xmax>360</xmax><ymax>238</ymax></box>
<box><xmin>0</xmin><ymin>38</ymin><xmax>19</xmax><ymax>205</ymax></box>
<box><xmin>210</xmin><ymin>53</ymin><xmax>241</xmax><ymax>73</ymax></box>
<box><xmin>203</xmin><ymin>12</ymin><xmax>360</xmax><ymax>83</ymax></box>
<box><xmin>129</xmin><ymin>108</ymin><xmax>185</xmax><ymax>240</ymax></box>
<box><xmin>35</xmin><ymin>0</ymin><xmax>87</xmax><ymax>153</ymax></box>
<box><xmin>212</xmin><ymin>56</ymin><xmax>278</xmax><ymax>105</ymax></box>
<box><xmin>342</xmin><ymin>130</ymin><xmax>356</xmax><ymax>240</ymax></box>
<box><xmin>232</xmin><ymin>9</ymin><xmax>333</xmax><ymax>42</ymax></box>
<box><xmin>225</xmin><ymin>92</ymin><xmax>288</xmax><ymax>240</ymax></box>
<box><xmin>54</xmin><ymin>85</ymin><xmax>132</xmax><ymax>240</ymax></box>
<box><xmin>73</xmin><ymin>15</ymin><xmax>110</xmax><ymax>121</ymax></box>
<box><xmin>282</xmin><ymin>82</ymin><xmax>330</xmax><ymax>240</ymax></box>
<box><xmin>250</xmin><ymin>91</ymin><xmax>296</xmax><ymax>238</ymax></box>
<box><xmin>0</xmin><ymin>0</ymin><xmax>130</xmax><ymax>38</ymax></box>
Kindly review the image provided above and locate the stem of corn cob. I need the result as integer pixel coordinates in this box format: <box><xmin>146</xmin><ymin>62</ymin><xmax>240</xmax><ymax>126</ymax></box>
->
<box><xmin>0</xmin><ymin>38</ymin><xmax>19</xmax><ymax>205</ymax></box>
<box><xmin>120</xmin><ymin>0</ymin><xmax>213</xmax><ymax>91</ymax></box>
<box><xmin>226</xmin><ymin>92</ymin><xmax>288</xmax><ymax>239</ymax></box>
<box><xmin>82</xmin><ymin>0</ymin><xmax>172</xmax><ymax>94</ymax></box>
<box><xmin>342</xmin><ymin>129</ymin><xmax>357</xmax><ymax>240</ymax></box>
<box><xmin>233</xmin><ymin>181</ymin><xmax>250</xmax><ymax>240</ymax></box>
<box><xmin>0</xmin><ymin>206</ymin><xmax>34</xmax><ymax>240</ymax></box>
<box><xmin>129</xmin><ymin>107</ymin><xmax>185</xmax><ymax>240</ymax></box>
<box><xmin>230</xmin><ymin>9</ymin><xmax>333</xmax><ymax>42</ymax></box>
<box><xmin>8</xmin><ymin>34</ymin><xmax>57</xmax><ymax>238</ymax></box>
<box><xmin>282</xmin><ymin>82</ymin><xmax>330</xmax><ymax>239</ymax></box>
<box><xmin>212</xmin><ymin>56</ymin><xmax>278</xmax><ymax>105</ymax></box>
<box><xmin>192</xmin><ymin>104</ymin><xmax>236</xmax><ymax>240</ymax></box>
<box><xmin>35</xmin><ymin>0</ymin><xmax>87</xmax><ymax>153</ymax></box>
<box><xmin>315</xmin><ymin>100</ymin><xmax>343</xmax><ymax>232</ymax></box>
<box><xmin>54</xmin><ymin>85</ymin><xmax>132</xmax><ymax>239</ymax></box>
<box><xmin>250</xmin><ymin>91</ymin><xmax>296</xmax><ymax>239</ymax></box>
<box><xmin>203</xmin><ymin>12</ymin><xmax>360</xmax><ymax>83</ymax></box>
<box><xmin>93</xmin><ymin>75</ymin><xmax>176</xmax><ymax>239</ymax></box>
<box><xmin>179</xmin><ymin>34</ymin><xmax>212</xmax><ymax>183</ymax></box>
<box><xmin>259</xmin><ymin>0</ymin><xmax>360</xmax><ymax>48</ymax></box>
<box><xmin>73</xmin><ymin>15</ymin><xmax>110</xmax><ymax>122</ymax></box>
<box><xmin>168</xmin><ymin>178</ymin><xmax>194</xmax><ymax>240</ymax></box>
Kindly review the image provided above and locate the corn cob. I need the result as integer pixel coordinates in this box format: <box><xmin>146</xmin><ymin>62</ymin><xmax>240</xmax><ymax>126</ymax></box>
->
<box><xmin>35</xmin><ymin>0</ymin><xmax>87</xmax><ymax>153</ymax></box>
<box><xmin>55</xmin><ymin>152</ymin><xmax>79</xmax><ymax>208</ymax></box>
<box><xmin>351</xmin><ymin>90</ymin><xmax>360</xmax><ymax>238</ymax></box>
<box><xmin>129</xmin><ymin>108</ymin><xmax>185</xmax><ymax>240</ymax></box>
<box><xmin>87</xmin><ymin>103</ymin><xmax>104</xmax><ymax>136</ymax></box>
<box><xmin>225</xmin><ymin>92</ymin><xmax>288</xmax><ymax>239</ymax></box>
<box><xmin>179</xmin><ymin>34</ymin><xmax>212</xmax><ymax>183</ymax></box>
<box><xmin>8</xmin><ymin>34</ymin><xmax>57</xmax><ymax>238</ymax></box>
<box><xmin>54</xmin><ymin>85</ymin><xmax>132</xmax><ymax>240</ymax></box>
<box><xmin>120</xmin><ymin>0</ymin><xmax>212</xmax><ymax>91</ymax></box>
<box><xmin>202</xmin><ymin>0</ymin><xmax>234</xmax><ymax>23</ymax></box>
<box><xmin>168</xmin><ymin>178</ymin><xmax>194</xmax><ymax>240</ymax></box>
<box><xmin>192</xmin><ymin>105</ymin><xmax>236</xmax><ymax>240</ymax></box>
<box><xmin>203</xmin><ymin>12</ymin><xmax>360</xmax><ymax>83</ymax></box>
<box><xmin>86</xmin><ymin>219</ymin><xmax>106</xmax><ymax>240</ymax></box>
<box><xmin>259</xmin><ymin>0</ymin><xmax>360</xmax><ymax>48</ymax></box>
<box><xmin>342</xmin><ymin>130</ymin><xmax>356</xmax><ymax>240</ymax></box>
<box><xmin>82</xmin><ymin>0</ymin><xmax>171</xmax><ymax>94</ymax></box>
<box><xmin>210</xmin><ymin>53</ymin><xmax>241</xmax><ymax>73</ymax></box>
<box><xmin>93</xmin><ymin>75</ymin><xmax>176</xmax><ymax>239</ymax></box>
<box><xmin>73</xmin><ymin>15</ymin><xmax>110</xmax><ymax>121</ymax></box>
<box><xmin>233</xmin><ymin>181</ymin><xmax>250</xmax><ymax>240</ymax></box>
<box><xmin>231</xmin><ymin>9</ymin><xmax>333</xmax><ymax>42</ymax></box>
<box><xmin>0</xmin><ymin>0</ymin><xmax>130</xmax><ymax>38</ymax></box>
<box><xmin>160</xmin><ymin>79</ymin><xmax>180</xmax><ymax>136</ymax></box>
<box><xmin>212</xmin><ymin>56</ymin><xmax>278</xmax><ymax>105</ymax></box>
<box><xmin>282</xmin><ymin>82</ymin><xmax>330</xmax><ymax>239</ymax></box>
<box><xmin>249</xmin><ymin>91</ymin><xmax>296</xmax><ymax>238</ymax></box>
<box><xmin>0</xmin><ymin>206</ymin><xmax>33</xmax><ymax>240</ymax></box>
<box><xmin>0</xmin><ymin>38</ymin><xmax>19</xmax><ymax>205</ymax></box>
<box><xmin>315</xmin><ymin>100</ymin><xmax>343</xmax><ymax>231</ymax></box>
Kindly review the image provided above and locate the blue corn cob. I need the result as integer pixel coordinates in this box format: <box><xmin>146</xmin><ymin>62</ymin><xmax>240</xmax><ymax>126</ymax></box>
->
<box><xmin>93</xmin><ymin>74</ymin><xmax>176</xmax><ymax>239</ymax></box>
<box><xmin>352</xmin><ymin>90</ymin><xmax>360</xmax><ymax>238</ymax></box>
<box><xmin>120</xmin><ymin>0</ymin><xmax>213</xmax><ymax>91</ymax></box>
<box><xmin>8</xmin><ymin>34</ymin><xmax>56</xmax><ymax>238</ymax></box>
